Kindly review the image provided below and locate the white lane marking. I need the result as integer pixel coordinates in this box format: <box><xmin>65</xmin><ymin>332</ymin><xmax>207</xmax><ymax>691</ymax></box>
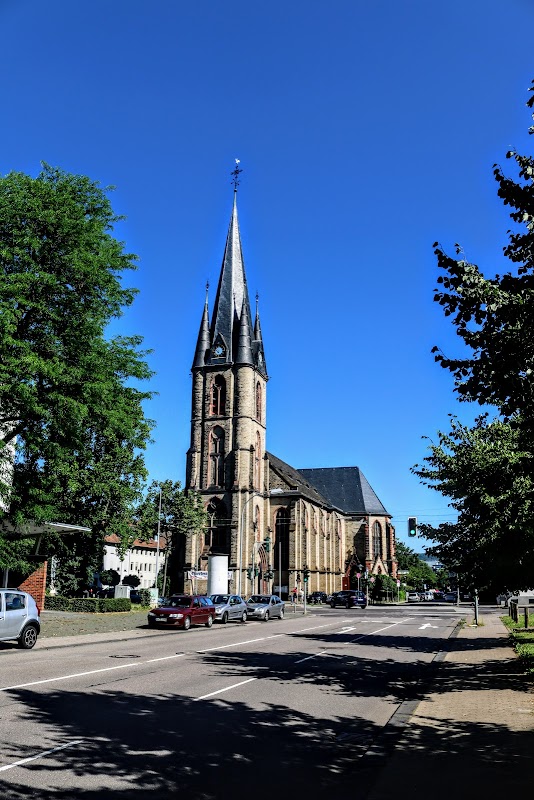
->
<box><xmin>145</xmin><ymin>654</ymin><xmax>186</xmax><ymax>663</ymax></box>
<box><xmin>0</xmin><ymin>740</ymin><xmax>84</xmax><ymax>772</ymax></box>
<box><xmin>194</xmin><ymin>677</ymin><xmax>257</xmax><ymax>701</ymax></box>
<box><xmin>295</xmin><ymin>651</ymin><xmax>328</xmax><ymax>664</ymax></box>
<box><xmin>0</xmin><ymin>663</ymin><xmax>143</xmax><ymax>692</ymax></box>
<box><xmin>419</xmin><ymin>623</ymin><xmax>438</xmax><ymax>629</ymax></box>
<box><xmin>295</xmin><ymin>619</ymin><xmax>414</xmax><ymax>664</ymax></box>
<box><xmin>351</xmin><ymin>619</ymin><xmax>412</xmax><ymax>641</ymax></box>
<box><xmin>198</xmin><ymin>634</ymin><xmax>285</xmax><ymax>653</ymax></box>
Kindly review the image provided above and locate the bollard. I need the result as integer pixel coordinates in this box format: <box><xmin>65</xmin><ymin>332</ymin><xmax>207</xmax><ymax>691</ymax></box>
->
<box><xmin>524</xmin><ymin>607</ymin><xmax>529</xmax><ymax>629</ymax></box>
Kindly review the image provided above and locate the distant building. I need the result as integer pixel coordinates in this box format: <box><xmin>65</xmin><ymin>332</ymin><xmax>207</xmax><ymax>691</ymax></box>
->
<box><xmin>181</xmin><ymin>186</ymin><xmax>397</xmax><ymax>599</ymax></box>
<box><xmin>103</xmin><ymin>534</ymin><xmax>166</xmax><ymax>589</ymax></box>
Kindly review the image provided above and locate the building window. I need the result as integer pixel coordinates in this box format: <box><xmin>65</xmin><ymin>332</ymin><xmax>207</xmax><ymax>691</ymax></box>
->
<box><xmin>256</xmin><ymin>382</ymin><xmax>262</xmax><ymax>422</ymax></box>
<box><xmin>209</xmin><ymin>426</ymin><xmax>225</xmax><ymax>486</ymax></box>
<box><xmin>206</xmin><ymin>497</ymin><xmax>230</xmax><ymax>555</ymax></box>
<box><xmin>210</xmin><ymin>376</ymin><xmax>226</xmax><ymax>416</ymax></box>
<box><xmin>373</xmin><ymin>521</ymin><xmax>382</xmax><ymax>559</ymax></box>
<box><xmin>255</xmin><ymin>431</ymin><xmax>261</xmax><ymax>489</ymax></box>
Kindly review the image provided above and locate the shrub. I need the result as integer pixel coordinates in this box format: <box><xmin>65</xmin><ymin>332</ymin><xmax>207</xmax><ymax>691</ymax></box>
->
<box><xmin>137</xmin><ymin>588</ymin><xmax>151</xmax><ymax>606</ymax></box>
<box><xmin>44</xmin><ymin>596</ymin><xmax>132</xmax><ymax>613</ymax></box>
<box><xmin>44</xmin><ymin>595</ymin><xmax>71</xmax><ymax>611</ymax></box>
<box><xmin>98</xmin><ymin>598</ymin><xmax>131</xmax><ymax>613</ymax></box>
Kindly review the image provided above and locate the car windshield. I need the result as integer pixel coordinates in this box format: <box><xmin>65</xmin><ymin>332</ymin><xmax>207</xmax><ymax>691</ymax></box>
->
<box><xmin>210</xmin><ymin>595</ymin><xmax>229</xmax><ymax>604</ymax></box>
<box><xmin>248</xmin><ymin>595</ymin><xmax>270</xmax><ymax>604</ymax></box>
<box><xmin>165</xmin><ymin>596</ymin><xmax>192</xmax><ymax>608</ymax></box>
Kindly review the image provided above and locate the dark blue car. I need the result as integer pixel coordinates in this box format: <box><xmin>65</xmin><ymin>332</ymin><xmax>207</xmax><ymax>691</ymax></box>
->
<box><xmin>330</xmin><ymin>590</ymin><xmax>367</xmax><ymax>609</ymax></box>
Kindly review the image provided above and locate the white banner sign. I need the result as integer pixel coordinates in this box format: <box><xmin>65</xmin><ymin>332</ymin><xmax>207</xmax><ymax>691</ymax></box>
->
<box><xmin>187</xmin><ymin>570</ymin><xmax>233</xmax><ymax>580</ymax></box>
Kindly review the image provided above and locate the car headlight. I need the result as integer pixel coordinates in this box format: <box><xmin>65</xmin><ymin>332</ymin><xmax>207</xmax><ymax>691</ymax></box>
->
<box><xmin>148</xmin><ymin>612</ymin><xmax>155</xmax><ymax>617</ymax></box>
<box><xmin>215</xmin><ymin>608</ymin><xmax>222</xmax><ymax>615</ymax></box>
<box><xmin>168</xmin><ymin>613</ymin><xmax>183</xmax><ymax>619</ymax></box>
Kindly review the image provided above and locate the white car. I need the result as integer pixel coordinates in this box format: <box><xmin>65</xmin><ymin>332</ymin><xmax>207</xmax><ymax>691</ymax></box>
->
<box><xmin>0</xmin><ymin>589</ymin><xmax>41</xmax><ymax>649</ymax></box>
<box><xmin>406</xmin><ymin>591</ymin><xmax>420</xmax><ymax>603</ymax></box>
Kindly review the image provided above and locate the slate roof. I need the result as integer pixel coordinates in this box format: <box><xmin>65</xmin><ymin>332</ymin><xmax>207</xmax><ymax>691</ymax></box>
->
<box><xmin>267</xmin><ymin>452</ymin><xmax>331</xmax><ymax>507</ymax></box>
<box><xmin>298</xmin><ymin>466</ymin><xmax>390</xmax><ymax>516</ymax></box>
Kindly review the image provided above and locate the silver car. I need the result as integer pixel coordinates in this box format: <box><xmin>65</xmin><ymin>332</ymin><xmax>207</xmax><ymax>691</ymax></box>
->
<box><xmin>210</xmin><ymin>594</ymin><xmax>248</xmax><ymax>624</ymax></box>
<box><xmin>0</xmin><ymin>589</ymin><xmax>41</xmax><ymax>649</ymax></box>
<box><xmin>246</xmin><ymin>594</ymin><xmax>285</xmax><ymax>621</ymax></box>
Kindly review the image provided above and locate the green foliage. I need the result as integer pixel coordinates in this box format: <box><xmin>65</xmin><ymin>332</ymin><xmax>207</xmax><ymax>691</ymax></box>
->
<box><xmin>502</xmin><ymin>614</ymin><xmax>534</xmax><ymax>673</ymax></box>
<box><xmin>99</xmin><ymin>569</ymin><xmax>120</xmax><ymax>587</ymax></box>
<box><xmin>395</xmin><ymin>541</ymin><xmax>438</xmax><ymax>589</ymax></box>
<box><xmin>122</xmin><ymin>573</ymin><xmax>141</xmax><ymax>588</ymax></box>
<box><xmin>0</xmin><ymin>164</ymin><xmax>154</xmax><ymax>591</ymax></box>
<box><xmin>44</xmin><ymin>595</ymin><xmax>131</xmax><ymax>612</ymax></box>
<box><xmin>414</xmin><ymin>82</ymin><xmax>534</xmax><ymax>593</ymax></box>
<box><xmin>135</xmin><ymin>479</ymin><xmax>207</xmax><ymax>594</ymax></box>
<box><xmin>137</xmin><ymin>588</ymin><xmax>152</xmax><ymax>606</ymax></box>
<box><xmin>370</xmin><ymin>573</ymin><xmax>398</xmax><ymax>601</ymax></box>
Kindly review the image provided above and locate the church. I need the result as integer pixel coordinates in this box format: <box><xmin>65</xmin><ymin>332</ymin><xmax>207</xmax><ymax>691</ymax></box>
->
<box><xmin>183</xmin><ymin>180</ymin><xmax>397</xmax><ymax>600</ymax></box>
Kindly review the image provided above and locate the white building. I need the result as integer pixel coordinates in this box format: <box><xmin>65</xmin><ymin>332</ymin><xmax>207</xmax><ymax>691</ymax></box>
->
<box><xmin>103</xmin><ymin>534</ymin><xmax>166</xmax><ymax>589</ymax></box>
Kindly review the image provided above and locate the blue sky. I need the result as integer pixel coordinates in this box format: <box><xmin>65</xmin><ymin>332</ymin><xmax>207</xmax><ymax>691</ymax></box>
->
<box><xmin>1</xmin><ymin>0</ymin><xmax>533</xmax><ymax>547</ymax></box>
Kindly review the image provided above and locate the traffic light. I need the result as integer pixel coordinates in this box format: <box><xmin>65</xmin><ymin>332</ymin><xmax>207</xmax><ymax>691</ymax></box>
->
<box><xmin>408</xmin><ymin>517</ymin><xmax>417</xmax><ymax>537</ymax></box>
<box><xmin>303</xmin><ymin>566</ymin><xmax>310</xmax><ymax>583</ymax></box>
<box><xmin>246</xmin><ymin>567</ymin><xmax>252</xmax><ymax>580</ymax></box>
<box><xmin>296</xmin><ymin>573</ymin><xmax>301</xmax><ymax>583</ymax></box>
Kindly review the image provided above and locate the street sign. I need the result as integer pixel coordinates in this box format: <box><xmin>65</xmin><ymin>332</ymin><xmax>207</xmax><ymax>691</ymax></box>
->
<box><xmin>396</xmin><ymin>580</ymin><xmax>400</xmax><ymax>587</ymax></box>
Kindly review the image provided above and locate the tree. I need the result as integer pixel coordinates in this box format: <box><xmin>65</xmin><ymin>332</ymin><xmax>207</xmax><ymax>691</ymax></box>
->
<box><xmin>395</xmin><ymin>541</ymin><xmax>437</xmax><ymax>590</ymax></box>
<box><xmin>122</xmin><ymin>574</ymin><xmax>141</xmax><ymax>588</ymax></box>
<box><xmin>135</xmin><ymin>480</ymin><xmax>207</xmax><ymax>594</ymax></box>
<box><xmin>0</xmin><ymin>164</ymin><xmax>154</xmax><ymax>587</ymax></box>
<box><xmin>414</xmin><ymin>81</ymin><xmax>534</xmax><ymax>592</ymax></box>
<box><xmin>99</xmin><ymin>569</ymin><xmax>120</xmax><ymax>587</ymax></box>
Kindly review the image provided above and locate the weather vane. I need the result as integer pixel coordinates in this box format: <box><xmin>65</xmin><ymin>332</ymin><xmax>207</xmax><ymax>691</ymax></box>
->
<box><xmin>231</xmin><ymin>158</ymin><xmax>243</xmax><ymax>192</ymax></box>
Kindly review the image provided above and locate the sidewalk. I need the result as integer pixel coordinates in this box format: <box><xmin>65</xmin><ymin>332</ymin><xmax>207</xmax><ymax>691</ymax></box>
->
<box><xmin>366</xmin><ymin>610</ymin><xmax>534</xmax><ymax>798</ymax></box>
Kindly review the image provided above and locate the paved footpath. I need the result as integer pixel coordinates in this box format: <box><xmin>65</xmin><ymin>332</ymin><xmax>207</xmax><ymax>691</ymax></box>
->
<box><xmin>367</xmin><ymin>610</ymin><xmax>534</xmax><ymax>798</ymax></box>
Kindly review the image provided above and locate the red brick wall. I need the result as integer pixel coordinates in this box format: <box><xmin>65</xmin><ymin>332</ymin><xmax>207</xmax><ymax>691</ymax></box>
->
<box><xmin>18</xmin><ymin>561</ymin><xmax>47</xmax><ymax>612</ymax></box>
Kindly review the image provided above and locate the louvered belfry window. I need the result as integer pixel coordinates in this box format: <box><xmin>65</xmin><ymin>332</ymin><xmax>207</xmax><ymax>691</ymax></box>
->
<box><xmin>210</xmin><ymin>376</ymin><xmax>226</xmax><ymax>416</ymax></box>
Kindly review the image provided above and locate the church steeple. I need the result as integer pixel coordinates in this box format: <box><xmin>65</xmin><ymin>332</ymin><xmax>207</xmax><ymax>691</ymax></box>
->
<box><xmin>253</xmin><ymin>293</ymin><xmax>267</xmax><ymax>376</ymax></box>
<box><xmin>207</xmin><ymin>192</ymin><xmax>255</xmax><ymax>368</ymax></box>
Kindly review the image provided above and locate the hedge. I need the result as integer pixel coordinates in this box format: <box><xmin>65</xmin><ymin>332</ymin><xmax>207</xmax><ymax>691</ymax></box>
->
<box><xmin>44</xmin><ymin>595</ymin><xmax>132</xmax><ymax>613</ymax></box>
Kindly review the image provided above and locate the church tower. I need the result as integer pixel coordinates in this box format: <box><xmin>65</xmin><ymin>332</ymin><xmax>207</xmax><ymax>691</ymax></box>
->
<box><xmin>186</xmin><ymin>183</ymin><xmax>269</xmax><ymax>594</ymax></box>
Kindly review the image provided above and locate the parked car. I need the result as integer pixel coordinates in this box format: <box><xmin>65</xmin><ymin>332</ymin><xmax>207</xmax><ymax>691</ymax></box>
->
<box><xmin>246</xmin><ymin>594</ymin><xmax>285</xmax><ymax>621</ymax></box>
<box><xmin>129</xmin><ymin>591</ymin><xmax>142</xmax><ymax>604</ymax></box>
<box><xmin>0</xmin><ymin>589</ymin><xmax>41</xmax><ymax>649</ymax></box>
<box><xmin>307</xmin><ymin>591</ymin><xmax>328</xmax><ymax>604</ymax></box>
<box><xmin>147</xmin><ymin>595</ymin><xmax>216</xmax><ymax>630</ymax></box>
<box><xmin>330</xmin><ymin>590</ymin><xmax>367</xmax><ymax>609</ymax></box>
<box><xmin>443</xmin><ymin>592</ymin><xmax>458</xmax><ymax>602</ymax></box>
<box><xmin>406</xmin><ymin>591</ymin><xmax>421</xmax><ymax>603</ymax></box>
<box><xmin>210</xmin><ymin>594</ymin><xmax>248</xmax><ymax>623</ymax></box>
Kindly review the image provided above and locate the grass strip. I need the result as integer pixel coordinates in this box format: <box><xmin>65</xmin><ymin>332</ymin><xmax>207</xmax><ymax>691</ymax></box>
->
<box><xmin>502</xmin><ymin>614</ymin><xmax>534</xmax><ymax>674</ymax></box>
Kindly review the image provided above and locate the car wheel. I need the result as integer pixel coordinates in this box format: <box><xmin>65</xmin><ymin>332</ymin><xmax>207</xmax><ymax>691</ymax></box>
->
<box><xmin>278</xmin><ymin>608</ymin><xmax>284</xmax><ymax>620</ymax></box>
<box><xmin>205</xmin><ymin>615</ymin><xmax>213</xmax><ymax>628</ymax></box>
<box><xmin>183</xmin><ymin>616</ymin><xmax>191</xmax><ymax>631</ymax></box>
<box><xmin>18</xmin><ymin>625</ymin><xmax>38</xmax><ymax>649</ymax></box>
<box><xmin>240</xmin><ymin>611</ymin><xmax>247</xmax><ymax>623</ymax></box>
<box><xmin>263</xmin><ymin>611</ymin><xmax>269</xmax><ymax>622</ymax></box>
<box><xmin>221</xmin><ymin>612</ymin><xmax>228</xmax><ymax>625</ymax></box>
<box><xmin>330</xmin><ymin>602</ymin><xmax>335</xmax><ymax>608</ymax></box>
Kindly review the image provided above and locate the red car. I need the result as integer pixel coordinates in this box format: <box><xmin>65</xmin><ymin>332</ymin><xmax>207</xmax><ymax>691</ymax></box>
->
<box><xmin>147</xmin><ymin>595</ymin><xmax>216</xmax><ymax>630</ymax></box>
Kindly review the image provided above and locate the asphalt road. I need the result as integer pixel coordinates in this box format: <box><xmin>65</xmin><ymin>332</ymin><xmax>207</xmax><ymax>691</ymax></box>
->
<box><xmin>0</xmin><ymin>604</ymin><xmax>465</xmax><ymax>800</ymax></box>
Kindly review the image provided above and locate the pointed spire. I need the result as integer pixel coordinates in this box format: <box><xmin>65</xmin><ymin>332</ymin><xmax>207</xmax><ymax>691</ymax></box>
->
<box><xmin>253</xmin><ymin>292</ymin><xmax>268</xmax><ymax>377</ymax></box>
<box><xmin>236</xmin><ymin>296</ymin><xmax>254</xmax><ymax>366</ymax></box>
<box><xmin>209</xmin><ymin>192</ymin><xmax>253</xmax><ymax>364</ymax></box>
<box><xmin>192</xmin><ymin>284</ymin><xmax>210</xmax><ymax>369</ymax></box>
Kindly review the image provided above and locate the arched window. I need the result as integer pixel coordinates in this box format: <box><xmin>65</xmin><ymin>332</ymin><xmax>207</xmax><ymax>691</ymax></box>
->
<box><xmin>206</xmin><ymin>497</ymin><xmax>229</xmax><ymax>554</ymax></box>
<box><xmin>210</xmin><ymin>376</ymin><xmax>226</xmax><ymax>416</ymax></box>
<box><xmin>373</xmin><ymin>521</ymin><xmax>382</xmax><ymax>559</ymax></box>
<box><xmin>274</xmin><ymin>507</ymin><xmax>290</xmax><ymax>574</ymax></box>
<box><xmin>254</xmin><ymin>432</ymin><xmax>262</xmax><ymax>489</ymax></box>
<box><xmin>255</xmin><ymin>382</ymin><xmax>262</xmax><ymax>422</ymax></box>
<box><xmin>209</xmin><ymin>426</ymin><xmax>225</xmax><ymax>487</ymax></box>
<box><xmin>254</xmin><ymin>504</ymin><xmax>261</xmax><ymax>538</ymax></box>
